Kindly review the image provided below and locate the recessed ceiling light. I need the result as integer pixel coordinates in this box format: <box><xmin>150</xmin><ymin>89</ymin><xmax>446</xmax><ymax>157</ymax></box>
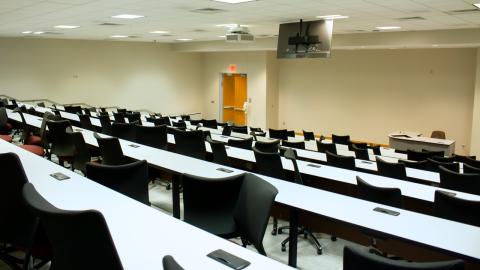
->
<box><xmin>376</xmin><ymin>26</ymin><xmax>401</xmax><ymax>30</ymax></box>
<box><xmin>111</xmin><ymin>14</ymin><xmax>144</xmax><ymax>19</ymax></box>
<box><xmin>316</xmin><ymin>15</ymin><xmax>349</xmax><ymax>19</ymax></box>
<box><xmin>54</xmin><ymin>25</ymin><xmax>79</xmax><ymax>29</ymax></box>
<box><xmin>216</xmin><ymin>23</ymin><xmax>250</xmax><ymax>28</ymax></box>
<box><xmin>149</xmin><ymin>31</ymin><xmax>169</xmax><ymax>34</ymax></box>
<box><xmin>218</xmin><ymin>35</ymin><xmax>226</xmax><ymax>38</ymax></box>
<box><xmin>111</xmin><ymin>35</ymin><xmax>129</xmax><ymax>38</ymax></box>
<box><xmin>33</xmin><ymin>31</ymin><xmax>44</xmax><ymax>35</ymax></box>
<box><xmin>212</xmin><ymin>0</ymin><xmax>256</xmax><ymax>3</ymax></box>
<box><xmin>22</xmin><ymin>31</ymin><xmax>32</xmax><ymax>34</ymax></box>
<box><xmin>474</xmin><ymin>3</ymin><xmax>480</xmax><ymax>9</ymax></box>
<box><xmin>176</xmin><ymin>38</ymin><xmax>193</xmax><ymax>41</ymax></box>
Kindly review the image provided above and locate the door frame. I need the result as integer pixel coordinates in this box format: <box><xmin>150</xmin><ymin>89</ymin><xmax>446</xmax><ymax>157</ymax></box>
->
<box><xmin>218</xmin><ymin>73</ymin><xmax>247</xmax><ymax>124</ymax></box>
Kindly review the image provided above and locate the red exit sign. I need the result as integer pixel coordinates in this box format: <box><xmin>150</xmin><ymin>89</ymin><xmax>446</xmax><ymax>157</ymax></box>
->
<box><xmin>228</xmin><ymin>64</ymin><xmax>237</xmax><ymax>73</ymax></box>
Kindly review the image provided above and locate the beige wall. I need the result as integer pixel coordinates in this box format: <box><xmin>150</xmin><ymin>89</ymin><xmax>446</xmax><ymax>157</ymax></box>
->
<box><xmin>470</xmin><ymin>49</ymin><xmax>480</xmax><ymax>156</ymax></box>
<box><xmin>0</xmin><ymin>37</ymin><xmax>203</xmax><ymax>115</ymax></box>
<box><xmin>266</xmin><ymin>51</ymin><xmax>279</xmax><ymax>129</ymax></box>
<box><xmin>278</xmin><ymin>48</ymin><xmax>477</xmax><ymax>154</ymax></box>
<box><xmin>201</xmin><ymin>51</ymin><xmax>268</xmax><ymax>128</ymax></box>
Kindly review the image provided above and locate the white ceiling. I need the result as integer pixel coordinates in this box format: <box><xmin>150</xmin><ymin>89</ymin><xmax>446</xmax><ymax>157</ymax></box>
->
<box><xmin>0</xmin><ymin>0</ymin><xmax>479</xmax><ymax>43</ymax></box>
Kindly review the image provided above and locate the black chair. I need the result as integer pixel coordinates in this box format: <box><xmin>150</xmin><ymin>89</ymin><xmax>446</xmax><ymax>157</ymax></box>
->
<box><xmin>173</xmin><ymin>129</ymin><xmax>207</xmax><ymax>160</ymax></box>
<box><xmin>207</xmin><ymin>136</ymin><xmax>230</xmax><ymax>166</ymax></box>
<box><xmin>116</xmin><ymin>108</ymin><xmax>127</xmax><ymax>114</ymax></box>
<box><xmin>349</xmin><ymin>142</ymin><xmax>368</xmax><ymax>151</ymax></box>
<box><xmin>250</xmin><ymin>127</ymin><xmax>263</xmax><ymax>133</ymax></box>
<box><xmin>232</xmin><ymin>126</ymin><xmax>248</xmax><ymax>134</ymax></box>
<box><xmin>398</xmin><ymin>159</ymin><xmax>429</xmax><ymax>170</ymax></box>
<box><xmin>94</xmin><ymin>133</ymin><xmax>126</xmax><ymax>165</ymax></box>
<box><xmin>407</xmin><ymin>149</ymin><xmax>432</xmax><ymax>161</ymax></box>
<box><xmin>47</xmin><ymin>120</ymin><xmax>75</xmax><ymax>165</ymax></box>
<box><xmin>426</xmin><ymin>158</ymin><xmax>459</xmax><ymax>173</ymax></box>
<box><xmin>303</xmin><ymin>130</ymin><xmax>315</xmax><ymax>141</ymax></box>
<box><xmin>135</xmin><ymin>124</ymin><xmax>168</xmax><ymax>150</ymax></box>
<box><xmin>78</xmin><ymin>114</ymin><xmax>94</xmax><ymax>131</ymax></box>
<box><xmin>113</xmin><ymin>112</ymin><xmax>126</xmax><ymax>123</ymax></box>
<box><xmin>434</xmin><ymin>190</ymin><xmax>480</xmax><ymax>227</ymax></box>
<box><xmin>67</xmin><ymin>130</ymin><xmax>93</xmax><ymax>173</ymax></box>
<box><xmin>172</xmin><ymin>120</ymin><xmax>187</xmax><ymax>130</ymax></box>
<box><xmin>356</xmin><ymin>176</ymin><xmax>402</xmax><ymax>207</ymax></box>
<box><xmin>432</xmin><ymin>156</ymin><xmax>456</xmax><ymax>163</ymax></box>
<box><xmin>464</xmin><ymin>163</ymin><xmax>480</xmax><ymax>174</ymax></box>
<box><xmin>222</xmin><ymin>125</ymin><xmax>232</xmax><ymax>136</ymax></box>
<box><xmin>111</xmin><ymin>122</ymin><xmax>136</xmax><ymax>141</ymax></box>
<box><xmin>422</xmin><ymin>149</ymin><xmax>445</xmax><ymax>158</ymax></box>
<box><xmin>98</xmin><ymin>114</ymin><xmax>113</xmax><ymax>135</ymax></box>
<box><xmin>332</xmin><ymin>134</ymin><xmax>351</xmax><ymax>145</ymax></box>
<box><xmin>253</xmin><ymin>147</ymin><xmax>284</xmax><ymax>180</ymax></box>
<box><xmin>369</xmin><ymin>145</ymin><xmax>382</xmax><ymax>155</ymax></box>
<box><xmin>181</xmin><ymin>115</ymin><xmax>190</xmax><ymax>121</ymax></box>
<box><xmin>453</xmin><ymin>154</ymin><xmax>478</xmax><ymax>167</ymax></box>
<box><xmin>439</xmin><ymin>166</ymin><xmax>480</xmax><ymax>195</ymax></box>
<box><xmin>376</xmin><ymin>157</ymin><xmax>407</xmax><ymax>180</ymax></box>
<box><xmin>254</xmin><ymin>140</ymin><xmax>279</xmax><ymax>153</ymax></box>
<box><xmin>22</xmin><ymin>183</ymin><xmax>124</xmax><ymax>270</ymax></box>
<box><xmin>286</xmin><ymin>130</ymin><xmax>295</xmax><ymax>137</ymax></box>
<box><xmin>326</xmin><ymin>151</ymin><xmax>355</xmax><ymax>170</ymax></box>
<box><xmin>281</xmin><ymin>140</ymin><xmax>305</xmax><ymax>150</ymax></box>
<box><xmin>227</xmin><ymin>137</ymin><xmax>253</xmax><ymax>150</ymax></box>
<box><xmin>159</xmin><ymin>117</ymin><xmax>172</xmax><ymax>126</ymax></box>
<box><xmin>125</xmin><ymin>112</ymin><xmax>141</xmax><ymax>124</ymax></box>
<box><xmin>269</xmin><ymin>128</ymin><xmax>288</xmax><ymax>140</ymax></box>
<box><xmin>343</xmin><ymin>246</ymin><xmax>464</xmax><ymax>270</ymax></box>
<box><xmin>189</xmin><ymin>119</ymin><xmax>201</xmax><ymax>126</ymax></box>
<box><xmin>351</xmin><ymin>144</ymin><xmax>369</xmax><ymax>160</ymax></box>
<box><xmin>202</xmin><ymin>119</ymin><xmax>218</xmax><ymax>129</ymax></box>
<box><xmin>163</xmin><ymin>256</ymin><xmax>184</xmax><ymax>270</ymax></box>
<box><xmin>0</xmin><ymin>153</ymin><xmax>51</xmax><ymax>269</ymax></box>
<box><xmin>316</xmin><ymin>140</ymin><xmax>337</xmax><ymax>154</ymax></box>
<box><xmin>86</xmin><ymin>160</ymin><xmax>150</xmax><ymax>206</ymax></box>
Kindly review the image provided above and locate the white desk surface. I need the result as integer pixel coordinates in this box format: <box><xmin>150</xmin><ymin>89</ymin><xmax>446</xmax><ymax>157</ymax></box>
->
<box><xmin>0</xmin><ymin>139</ymin><xmax>292</xmax><ymax>270</ymax></box>
<box><xmin>389</xmin><ymin>131</ymin><xmax>455</xmax><ymax>146</ymax></box>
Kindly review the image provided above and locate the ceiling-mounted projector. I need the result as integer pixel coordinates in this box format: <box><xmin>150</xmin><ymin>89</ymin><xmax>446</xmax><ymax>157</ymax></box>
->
<box><xmin>225</xmin><ymin>26</ymin><xmax>254</xmax><ymax>43</ymax></box>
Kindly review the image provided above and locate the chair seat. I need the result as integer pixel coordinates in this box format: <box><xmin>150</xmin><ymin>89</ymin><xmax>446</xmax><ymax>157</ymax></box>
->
<box><xmin>26</xmin><ymin>135</ymin><xmax>42</xmax><ymax>145</ymax></box>
<box><xmin>0</xmin><ymin>134</ymin><xmax>13</xmax><ymax>142</ymax></box>
<box><xmin>20</xmin><ymin>145</ymin><xmax>45</xmax><ymax>156</ymax></box>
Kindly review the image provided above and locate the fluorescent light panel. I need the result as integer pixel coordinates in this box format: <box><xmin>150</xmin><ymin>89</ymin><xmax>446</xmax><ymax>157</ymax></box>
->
<box><xmin>111</xmin><ymin>14</ymin><xmax>144</xmax><ymax>19</ymax></box>
<box><xmin>316</xmin><ymin>15</ymin><xmax>349</xmax><ymax>19</ymax></box>
<box><xmin>54</xmin><ymin>25</ymin><xmax>79</xmax><ymax>29</ymax></box>
<box><xmin>176</xmin><ymin>38</ymin><xmax>192</xmax><ymax>41</ymax></box>
<box><xmin>376</xmin><ymin>26</ymin><xmax>401</xmax><ymax>30</ymax></box>
<box><xmin>212</xmin><ymin>0</ymin><xmax>256</xmax><ymax>3</ymax></box>
<box><xmin>150</xmin><ymin>31</ymin><xmax>169</xmax><ymax>34</ymax></box>
<box><xmin>111</xmin><ymin>35</ymin><xmax>129</xmax><ymax>38</ymax></box>
<box><xmin>33</xmin><ymin>31</ymin><xmax>44</xmax><ymax>35</ymax></box>
<box><xmin>22</xmin><ymin>31</ymin><xmax>32</xmax><ymax>34</ymax></box>
<box><xmin>474</xmin><ymin>3</ymin><xmax>480</xmax><ymax>9</ymax></box>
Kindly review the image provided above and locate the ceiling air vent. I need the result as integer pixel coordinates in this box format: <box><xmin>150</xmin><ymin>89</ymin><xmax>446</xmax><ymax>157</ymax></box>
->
<box><xmin>192</xmin><ymin>29</ymin><xmax>208</xmax><ymax>32</ymax></box>
<box><xmin>397</xmin><ymin>16</ymin><xmax>426</xmax><ymax>21</ymax></box>
<box><xmin>190</xmin><ymin>8</ymin><xmax>226</xmax><ymax>14</ymax></box>
<box><xmin>445</xmin><ymin>9</ymin><xmax>480</xmax><ymax>15</ymax></box>
<box><xmin>99</xmin><ymin>22</ymin><xmax>123</xmax><ymax>26</ymax></box>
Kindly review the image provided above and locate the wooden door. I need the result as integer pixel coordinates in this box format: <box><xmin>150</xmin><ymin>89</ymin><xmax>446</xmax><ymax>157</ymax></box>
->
<box><xmin>233</xmin><ymin>75</ymin><xmax>247</xmax><ymax>125</ymax></box>
<box><xmin>222</xmin><ymin>74</ymin><xmax>247</xmax><ymax>125</ymax></box>
<box><xmin>222</xmin><ymin>74</ymin><xmax>235</xmax><ymax>123</ymax></box>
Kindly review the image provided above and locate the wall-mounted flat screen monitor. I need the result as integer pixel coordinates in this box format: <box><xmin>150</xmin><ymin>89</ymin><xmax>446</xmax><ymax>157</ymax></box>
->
<box><xmin>277</xmin><ymin>19</ymin><xmax>333</xmax><ymax>59</ymax></box>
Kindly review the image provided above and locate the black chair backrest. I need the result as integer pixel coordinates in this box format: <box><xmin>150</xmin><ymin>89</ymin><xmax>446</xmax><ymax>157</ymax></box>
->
<box><xmin>303</xmin><ymin>130</ymin><xmax>315</xmax><ymax>141</ymax></box>
<box><xmin>254</xmin><ymin>140</ymin><xmax>279</xmax><ymax>153</ymax></box>
<box><xmin>47</xmin><ymin>120</ymin><xmax>75</xmax><ymax>157</ymax></box>
<box><xmin>181</xmin><ymin>115</ymin><xmax>190</xmax><ymax>121</ymax></box>
<box><xmin>37</xmin><ymin>102</ymin><xmax>46</xmax><ymax>107</ymax></box>
<box><xmin>113</xmin><ymin>112</ymin><xmax>126</xmax><ymax>123</ymax></box>
<box><xmin>173</xmin><ymin>129</ymin><xmax>207</xmax><ymax>160</ymax></box>
<box><xmin>172</xmin><ymin>120</ymin><xmax>187</xmax><ymax>130</ymax></box>
<box><xmin>163</xmin><ymin>256</ymin><xmax>184</xmax><ymax>270</ymax></box>
<box><xmin>222</xmin><ymin>125</ymin><xmax>232</xmax><ymax>136</ymax></box>
<box><xmin>233</xmin><ymin>173</ymin><xmax>278</xmax><ymax>256</ymax></box>
<box><xmin>94</xmin><ymin>133</ymin><xmax>126</xmax><ymax>165</ymax></box>
<box><xmin>407</xmin><ymin>149</ymin><xmax>432</xmax><ymax>161</ymax></box>
<box><xmin>286</xmin><ymin>130</ymin><xmax>295</xmax><ymax>137</ymax></box>
<box><xmin>326</xmin><ymin>151</ymin><xmax>355</xmax><ymax>170</ymax></box>
<box><xmin>439</xmin><ymin>166</ymin><xmax>480</xmax><ymax>195</ymax></box>
<box><xmin>434</xmin><ymin>191</ymin><xmax>480</xmax><ymax>227</ymax></box>
<box><xmin>332</xmin><ymin>134</ymin><xmax>351</xmax><ymax>145</ymax></box>
<box><xmin>22</xmin><ymin>183</ymin><xmax>124</xmax><ymax>270</ymax></box>
<box><xmin>464</xmin><ymin>163</ymin><xmax>480</xmax><ymax>174</ymax></box>
<box><xmin>207</xmin><ymin>136</ymin><xmax>230</xmax><ymax>166</ymax></box>
<box><xmin>228</xmin><ymin>137</ymin><xmax>253</xmax><ymax>150</ymax></box>
<box><xmin>356</xmin><ymin>176</ymin><xmax>402</xmax><ymax>208</ymax></box>
<box><xmin>283</xmin><ymin>148</ymin><xmax>303</xmax><ymax>185</ymax></box>
<box><xmin>98</xmin><ymin>114</ymin><xmax>113</xmax><ymax>135</ymax></box>
<box><xmin>13</xmin><ymin>108</ymin><xmax>31</xmax><ymax>142</ymax></box>
<box><xmin>250</xmin><ymin>127</ymin><xmax>263</xmax><ymax>132</ymax></box>
<box><xmin>135</xmin><ymin>125</ymin><xmax>168</xmax><ymax>150</ymax></box>
<box><xmin>398</xmin><ymin>159</ymin><xmax>429</xmax><ymax>170</ymax></box>
<box><xmin>0</xmin><ymin>107</ymin><xmax>8</xmax><ymax>130</ymax></box>
<box><xmin>422</xmin><ymin>149</ymin><xmax>445</xmax><ymax>158</ymax></box>
<box><xmin>281</xmin><ymin>140</ymin><xmax>305</xmax><ymax>150</ymax></box>
<box><xmin>316</xmin><ymin>140</ymin><xmax>337</xmax><ymax>154</ymax></box>
<box><xmin>112</xmin><ymin>122</ymin><xmax>136</xmax><ymax>141</ymax></box>
<box><xmin>159</xmin><ymin>117</ymin><xmax>172</xmax><ymax>126</ymax></box>
<box><xmin>369</xmin><ymin>145</ymin><xmax>382</xmax><ymax>155</ymax></box>
<box><xmin>426</xmin><ymin>158</ymin><xmax>459</xmax><ymax>173</ymax></box>
<box><xmin>376</xmin><ymin>157</ymin><xmax>407</xmax><ymax>180</ymax></box>
<box><xmin>343</xmin><ymin>246</ymin><xmax>464</xmax><ymax>270</ymax></box>
<box><xmin>269</xmin><ymin>128</ymin><xmax>288</xmax><ymax>140</ymax></box>
<box><xmin>453</xmin><ymin>154</ymin><xmax>478</xmax><ymax>167</ymax></box>
<box><xmin>125</xmin><ymin>112</ymin><xmax>141</xmax><ymax>124</ymax></box>
<box><xmin>0</xmin><ymin>153</ymin><xmax>40</xmax><ymax>248</ymax></box>
<box><xmin>116</xmin><ymin>108</ymin><xmax>127</xmax><ymax>114</ymax></box>
<box><xmin>253</xmin><ymin>147</ymin><xmax>285</xmax><ymax>179</ymax></box>
<box><xmin>182</xmin><ymin>173</ymin><xmax>243</xmax><ymax>237</ymax></box>
<box><xmin>68</xmin><ymin>131</ymin><xmax>91</xmax><ymax>173</ymax></box>
<box><xmin>40</xmin><ymin>112</ymin><xmax>59</xmax><ymax>149</ymax></box>
<box><xmin>232</xmin><ymin>126</ymin><xmax>248</xmax><ymax>134</ymax></box>
<box><xmin>350</xmin><ymin>142</ymin><xmax>367</xmax><ymax>151</ymax></box>
<box><xmin>78</xmin><ymin>113</ymin><xmax>94</xmax><ymax>131</ymax></box>
<box><xmin>202</xmin><ymin>119</ymin><xmax>218</xmax><ymax>129</ymax></box>
<box><xmin>86</xmin><ymin>160</ymin><xmax>150</xmax><ymax>206</ymax></box>
<box><xmin>352</xmin><ymin>144</ymin><xmax>369</xmax><ymax>160</ymax></box>
<box><xmin>432</xmin><ymin>156</ymin><xmax>456</xmax><ymax>163</ymax></box>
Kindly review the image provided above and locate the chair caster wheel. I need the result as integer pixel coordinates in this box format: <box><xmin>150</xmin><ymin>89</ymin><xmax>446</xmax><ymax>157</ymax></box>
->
<box><xmin>281</xmin><ymin>246</ymin><xmax>286</xmax><ymax>252</ymax></box>
<box><xmin>331</xmin><ymin>236</ymin><xmax>337</xmax><ymax>241</ymax></box>
<box><xmin>304</xmin><ymin>233</ymin><xmax>308</xmax><ymax>239</ymax></box>
<box><xmin>271</xmin><ymin>229</ymin><xmax>277</xmax><ymax>236</ymax></box>
<box><xmin>317</xmin><ymin>249</ymin><xmax>323</xmax><ymax>255</ymax></box>
<box><xmin>166</xmin><ymin>185</ymin><xmax>171</xmax><ymax>190</ymax></box>
<box><xmin>278</xmin><ymin>230</ymin><xmax>283</xmax><ymax>235</ymax></box>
